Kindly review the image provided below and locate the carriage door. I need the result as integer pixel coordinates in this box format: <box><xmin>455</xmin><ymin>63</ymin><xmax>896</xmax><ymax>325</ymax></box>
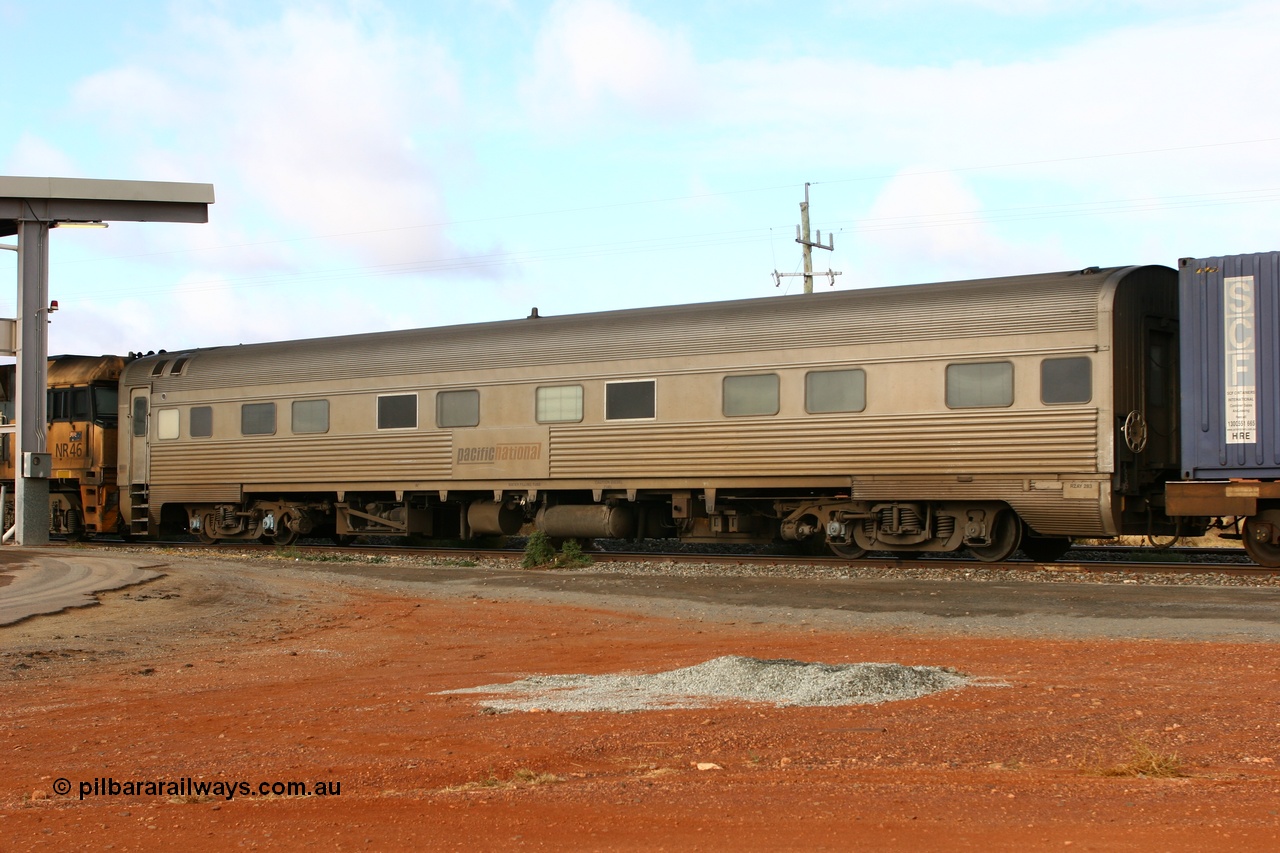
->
<box><xmin>129</xmin><ymin>387</ymin><xmax>150</xmax><ymax>485</ymax></box>
<box><xmin>1143</xmin><ymin>322</ymin><xmax>1179</xmax><ymax>472</ymax></box>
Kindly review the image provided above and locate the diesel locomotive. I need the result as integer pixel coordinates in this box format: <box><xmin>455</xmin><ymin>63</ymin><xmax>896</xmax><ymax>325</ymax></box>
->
<box><xmin>0</xmin><ymin>354</ymin><xmax>126</xmax><ymax>539</ymax></box>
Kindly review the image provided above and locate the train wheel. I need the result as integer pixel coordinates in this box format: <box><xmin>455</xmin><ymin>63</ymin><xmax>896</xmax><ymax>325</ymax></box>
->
<box><xmin>1020</xmin><ymin>535</ymin><xmax>1072</xmax><ymax>563</ymax></box>
<box><xmin>269</xmin><ymin>524</ymin><xmax>300</xmax><ymax>547</ymax></box>
<box><xmin>827</xmin><ymin>541</ymin><xmax>868</xmax><ymax>559</ymax></box>
<box><xmin>968</xmin><ymin>512</ymin><xmax>1022</xmax><ymax>562</ymax></box>
<box><xmin>65</xmin><ymin>509</ymin><xmax>84</xmax><ymax>542</ymax></box>
<box><xmin>1242</xmin><ymin>510</ymin><xmax>1280</xmax><ymax>568</ymax></box>
<box><xmin>196</xmin><ymin>528</ymin><xmax>218</xmax><ymax>545</ymax></box>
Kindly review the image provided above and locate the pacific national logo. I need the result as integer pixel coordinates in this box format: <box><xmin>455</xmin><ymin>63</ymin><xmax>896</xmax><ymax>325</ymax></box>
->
<box><xmin>456</xmin><ymin>443</ymin><xmax>542</xmax><ymax>464</ymax></box>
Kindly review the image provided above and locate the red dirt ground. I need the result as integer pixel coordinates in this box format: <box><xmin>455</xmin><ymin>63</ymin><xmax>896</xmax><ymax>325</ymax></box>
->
<box><xmin>2</xmin><ymin>554</ymin><xmax>1279</xmax><ymax>851</ymax></box>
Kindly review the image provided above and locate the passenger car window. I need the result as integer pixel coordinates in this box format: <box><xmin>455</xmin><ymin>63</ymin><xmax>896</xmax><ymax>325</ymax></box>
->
<box><xmin>190</xmin><ymin>406</ymin><xmax>213</xmax><ymax>438</ymax></box>
<box><xmin>605</xmin><ymin>380</ymin><xmax>655</xmax><ymax>420</ymax></box>
<box><xmin>241</xmin><ymin>402</ymin><xmax>276</xmax><ymax>436</ymax></box>
<box><xmin>156</xmin><ymin>408</ymin><xmax>180</xmax><ymax>440</ymax></box>
<box><xmin>1041</xmin><ymin>357</ymin><xmax>1092</xmax><ymax>405</ymax></box>
<box><xmin>378</xmin><ymin>394</ymin><xmax>417</xmax><ymax>430</ymax></box>
<box><xmin>536</xmin><ymin>385</ymin><xmax>583</xmax><ymax>423</ymax></box>
<box><xmin>946</xmin><ymin>362</ymin><xmax>1013</xmax><ymax>408</ymax></box>
<box><xmin>723</xmin><ymin>374</ymin><xmax>779</xmax><ymax>417</ymax></box>
<box><xmin>292</xmin><ymin>399</ymin><xmax>329</xmax><ymax>434</ymax></box>
<box><xmin>805</xmin><ymin>369</ymin><xmax>866</xmax><ymax>413</ymax></box>
<box><xmin>437</xmin><ymin>390</ymin><xmax>480</xmax><ymax>428</ymax></box>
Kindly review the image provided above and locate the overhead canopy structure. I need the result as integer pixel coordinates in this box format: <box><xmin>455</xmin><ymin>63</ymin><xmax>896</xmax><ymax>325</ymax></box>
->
<box><xmin>0</xmin><ymin>176</ymin><xmax>214</xmax><ymax>236</ymax></box>
<box><xmin>0</xmin><ymin>176</ymin><xmax>214</xmax><ymax>545</ymax></box>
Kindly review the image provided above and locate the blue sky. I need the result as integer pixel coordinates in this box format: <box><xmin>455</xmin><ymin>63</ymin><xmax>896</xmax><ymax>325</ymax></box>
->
<box><xmin>2</xmin><ymin>0</ymin><xmax>1279</xmax><ymax>355</ymax></box>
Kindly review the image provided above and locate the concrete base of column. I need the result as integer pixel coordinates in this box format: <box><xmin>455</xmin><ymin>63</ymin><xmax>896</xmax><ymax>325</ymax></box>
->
<box><xmin>16</xmin><ymin>477</ymin><xmax>49</xmax><ymax>546</ymax></box>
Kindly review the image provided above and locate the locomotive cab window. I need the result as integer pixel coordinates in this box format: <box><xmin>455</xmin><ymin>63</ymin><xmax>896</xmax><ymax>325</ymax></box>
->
<box><xmin>723</xmin><ymin>373</ymin><xmax>779</xmax><ymax>417</ymax></box>
<box><xmin>378</xmin><ymin>393</ymin><xmax>418</xmax><ymax>430</ymax></box>
<box><xmin>806</xmin><ymin>369</ymin><xmax>866</xmax><ymax>413</ymax></box>
<box><xmin>93</xmin><ymin>385</ymin><xmax>118</xmax><ymax>427</ymax></box>
<box><xmin>946</xmin><ymin>361</ymin><xmax>1013</xmax><ymax>408</ymax></box>
<box><xmin>70</xmin><ymin>388</ymin><xmax>90</xmax><ymax>421</ymax></box>
<box><xmin>292</xmin><ymin>399</ymin><xmax>330</xmax><ymax>434</ymax></box>
<box><xmin>190</xmin><ymin>406</ymin><xmax>213</xmax><ymax>438</ymax></box>
<box><xmin>437</xmin><ymin>390</ymin><xmax>480</xmax><ymax>428</ymax></box>
<box><xmin>241</xmin><ymin>402</ymin><xmax>276</xmax><ymax>436</ymax></box>
<box><xmin>536</xmin><ymin>385</ymin><xmax>583</xmax><ymax>423</ymax></box>
<box><xmin>47</xmin><ymin>388</ymin><xmax>91</xmax><ymax>422</ymax></box>
<box><xmin>605</xmin><ymin>380</ymin><xmax>656</xmax><ymax>420</ymax></box>
<box><xmin>1040</xmin><ymin>356</ymin><xmax>1092</xmax><ymax>405</ymax></box>
<box><xmin>156</xmin><ymin>408</ymin><xmax>180</xmax><ymax>440</ymax></box>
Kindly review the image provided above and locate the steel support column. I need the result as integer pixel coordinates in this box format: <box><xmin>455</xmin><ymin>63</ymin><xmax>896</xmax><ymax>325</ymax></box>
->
<box><xmin>14</xmin><ymin>219</ymin><xmax>50</xmax><ymax>545</ymax></box>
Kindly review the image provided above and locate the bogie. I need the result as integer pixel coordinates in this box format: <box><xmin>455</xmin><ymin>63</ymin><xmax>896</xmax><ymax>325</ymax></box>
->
<box><xmin>1242</xmin><ymin>509</ymin><xmax>1280</xmax><ymax>568</ymax></box>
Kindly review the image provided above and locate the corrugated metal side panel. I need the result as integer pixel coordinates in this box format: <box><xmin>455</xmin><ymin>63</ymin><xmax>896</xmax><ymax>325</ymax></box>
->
<box><xmin>149</xmin><ymin>484</ymin><xmax>241</xmax><ymax>505</ymax></box>
<box><xmin>1180</xmin><ymin>252</ymin><xmax>1280</xmax><ymax>478</ymax></box>
<box><xmin>147</xmin><ymin>434</ymin><xmax>453</xmax><ymax>486</ymax></box>
<box><xmin>143</xmin><ymin>484</ymin><xmax>241</xmax><ymax>529</ymax></box>
<box><xmin>132</xmin><ymin>270</ymin><xmax>1109</xmax><ymax>392</ymax></box>
<box><xmin>550</xmin><ymin>409</ymin><xmax>1098</xmax><ymax>477</ymax></box>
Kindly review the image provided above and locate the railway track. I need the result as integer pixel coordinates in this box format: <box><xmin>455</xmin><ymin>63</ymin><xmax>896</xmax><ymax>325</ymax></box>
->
<box><xmin>66</xmin><ymin>538</ymin><xmax>1280</xmax><ymax>581</ymax></box>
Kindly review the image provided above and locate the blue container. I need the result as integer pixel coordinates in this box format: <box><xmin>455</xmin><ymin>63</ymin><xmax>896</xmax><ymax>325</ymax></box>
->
<box><xmin>1179</xmin><ymin>252</ymin><xmax>1280</xmax><ymax>479</ymax></box>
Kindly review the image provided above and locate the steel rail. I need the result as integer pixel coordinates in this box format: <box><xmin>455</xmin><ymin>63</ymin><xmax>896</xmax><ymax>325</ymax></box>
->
<box><xmin>67</xmin><ymin>539</ymin><xmax>1279</xmax><ymax>578</ymax></box>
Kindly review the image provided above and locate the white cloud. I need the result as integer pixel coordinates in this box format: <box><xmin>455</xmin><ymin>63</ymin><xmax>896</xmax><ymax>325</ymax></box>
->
<box><xmin>699</xmin><ymin>2</ymin><xmax>1280</xmax><ymax>184</ymax></box>
<box><xmin>5</xmin><ymin>133</ymin><xmax>79</xmax><ymax>177</ymax></box>
<box><xmin>520</xmin><ymin>0</ymin><xmax>702</xmax><ymax>129</ymax></box>
<box><xmin>67</xmin><ymin>6</ymin><xmax>477</xmax><ymax>271</ymax></box>
<box><xmin>845</xmin><ymin>169</ymin><xmax>1070</xmax><ymax>285</ymax></box>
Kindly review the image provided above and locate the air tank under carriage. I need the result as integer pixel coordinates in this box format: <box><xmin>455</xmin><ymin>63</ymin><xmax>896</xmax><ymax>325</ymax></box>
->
<box><xmin>119</xmin><ymin>265</ymin><xmax>1183</xmax><ymax>560</ymax></box>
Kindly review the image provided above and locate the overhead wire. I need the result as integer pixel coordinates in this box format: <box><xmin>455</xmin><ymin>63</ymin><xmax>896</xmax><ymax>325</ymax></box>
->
<box><xmin>43</xmin><ymin>184</ymin><xmax>1280</xmax><ymax>301</ymax></box>
<box><xmin>53</xmin><ymin>135</ymin><xmax>1280</xmax><ymax>264</ymax></box>
<box><xmin>41</xmin><ymin>135</ymin><xmax>1280</xmax><ymax>298</ymax></box>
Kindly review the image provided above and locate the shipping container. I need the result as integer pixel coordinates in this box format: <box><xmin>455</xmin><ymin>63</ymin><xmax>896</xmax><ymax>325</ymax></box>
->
<box><xmin>1177</xmin><ymin>252</ymin><xmax>1280</xmax><ymax>479</ymax></box>
<box><xmin>1167</xmin><ymin>252</ymin><xmax>1280</xmax><ymax>565</ymax></box>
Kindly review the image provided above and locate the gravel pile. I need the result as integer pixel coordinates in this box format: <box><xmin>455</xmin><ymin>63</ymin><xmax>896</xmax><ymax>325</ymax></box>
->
<box><xmin>442</xmin><ymin>655</ymin><xmax>969</xmax><ymax>713</ymax></box>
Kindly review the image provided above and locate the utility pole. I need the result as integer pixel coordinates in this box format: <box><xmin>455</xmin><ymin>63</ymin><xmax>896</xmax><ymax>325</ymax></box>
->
<box><xmin>773</xmin><ymin>183</ymin><xmax>840</xmax><ymax>293</ymax></box>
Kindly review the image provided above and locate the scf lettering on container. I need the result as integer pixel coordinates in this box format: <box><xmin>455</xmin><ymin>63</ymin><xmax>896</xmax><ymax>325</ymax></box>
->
<box><xmin>1224</xmin><ymin>276</ymin><xmax>1256</xmax><ymax>388</ymax></box>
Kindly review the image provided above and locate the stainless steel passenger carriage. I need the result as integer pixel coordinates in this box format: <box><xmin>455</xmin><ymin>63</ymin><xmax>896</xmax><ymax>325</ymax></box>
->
<box><xmin>119</xmin><ymin>265</ymin><xmax>1180</xmax><ymax>560</ymax></box>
